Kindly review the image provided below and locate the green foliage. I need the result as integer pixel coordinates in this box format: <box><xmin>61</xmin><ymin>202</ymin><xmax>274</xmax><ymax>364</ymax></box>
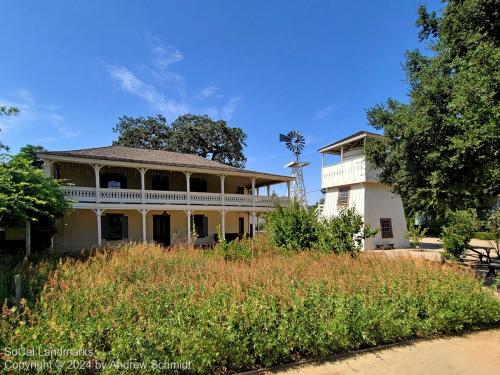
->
<box><xmin>0</xmin><ymin>153</ymin><xmax>71</xmax><ymax>227</ymax></box>
<box><xmin>486</xmin><ymin>208</ymin><xmax>500</xmax><ymax>255</ymax></box>
<box><xmin>2</xmin><ymin>244</ymin><xmax>499</xmax><ymax>374</ymax></box>
<box><xmin>17</xmin><ymin>144</ymin><xmax>47</xmax><ymax>168</ymax></box>
<box><xmin>317</xmin><ymin>207</ymin><xmax>378</xmax><ymax>255</ymax></box>
<box><xmin>441</xmin><ymin>209</ymin><xmax>480</xmax><ymax>260</ymax></box>
<box><xmin>405</xmin><ymin>217</ymin><xmax>428</xmax><ymax>249</ymax></box>
<box><xmin>264</xmin><ymin>201</ymin><xmax>319</xmax><ymax>250</ymax></box>
<box><xmin>365</xmin><ymin>0</ymin><xmax>500</xmax><ymax>218</ymax></box>
<box><xmin>0</xmin><ymin>104</ymin><xmax>19</xmax><ymax>151</ymax></box>
<box><xmin>213</xmin><ymin>227</ymin><xmax>252</xmax><ymax>261</ymax></box>
<box><xmin>113</xmin><ymin>113</ymin><xmax>247</xmax><ymax>168</ymax></box>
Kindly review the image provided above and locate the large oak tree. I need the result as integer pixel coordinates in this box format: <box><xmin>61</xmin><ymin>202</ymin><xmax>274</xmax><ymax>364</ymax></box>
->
<box><xmin>113</xmin><ymin>114</ymin><xmax>247</xmax><ymax>168</ymax></box>
<box><xmin>365</xmin><ymin>0</ymin><xmax>500</xmax><ymax>219</ymax></box>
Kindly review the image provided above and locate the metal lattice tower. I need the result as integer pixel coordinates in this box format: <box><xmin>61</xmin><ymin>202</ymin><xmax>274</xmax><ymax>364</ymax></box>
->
<box><xmin>279</xmin><ymin>131</ymin><xmax>309</xmax><ymax>206</ymax></box>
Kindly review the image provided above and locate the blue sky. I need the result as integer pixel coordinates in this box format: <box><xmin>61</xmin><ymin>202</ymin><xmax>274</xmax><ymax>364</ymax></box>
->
<box><xmin>0</xmin><ymin>0</ymin><xmax>439</xmax><ymax>202</ymax></box>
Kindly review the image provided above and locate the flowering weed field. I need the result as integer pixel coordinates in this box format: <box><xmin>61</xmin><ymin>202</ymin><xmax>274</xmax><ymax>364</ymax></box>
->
<box><xmin>2</xmin><ymin>240</ymin><xmax>499</xmax><ymax>373</ymax></box>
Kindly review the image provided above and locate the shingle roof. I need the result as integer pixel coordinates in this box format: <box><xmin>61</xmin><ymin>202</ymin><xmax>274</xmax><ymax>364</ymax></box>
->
<box><xmin>38</xmin><ymin>145</ymin><xmax>292</xmax><ymax>182</ymax></box>
<box><xmin>318</xmin><ymin>131</ymin><xmax>384</xmax><ymax>153</ymax></box>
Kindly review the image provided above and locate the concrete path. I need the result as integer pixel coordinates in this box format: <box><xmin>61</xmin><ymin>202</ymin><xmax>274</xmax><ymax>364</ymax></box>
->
<box><xmin>268</xmin><ymin>329</ymin><xmax>500</xmax><ymax>375</ymax></box>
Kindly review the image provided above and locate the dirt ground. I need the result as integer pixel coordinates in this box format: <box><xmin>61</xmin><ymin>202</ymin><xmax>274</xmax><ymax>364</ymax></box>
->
<box><xmin>268</xmin><ymin>329</ymin><xmax>500</xmax><ymax>375</ymax></box>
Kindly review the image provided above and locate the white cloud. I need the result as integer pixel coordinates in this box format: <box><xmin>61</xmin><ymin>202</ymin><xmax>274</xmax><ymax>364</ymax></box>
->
<box><xmin>315</xmin><ymin>104</ymin><xmax>335</xmax><ymax>119</ymax></box>
<box><xmin>107</xmin><ymin>65</ymin><xmax>187</xmax><ymax>119</ymax></box>
<box><xmin>106</xmin><ymin>36</ymin><xmax>241</xmax><ymax>121</ymax></box>
<box><xmin>0</xmin><ymin>89</ymin><xmax>80</xmax><ymax>139</ymax></box>
<box><xmin>197</xmin><ymin>85</ymin><xmax>222</xmax><ymax>99</ymax></box>
<box><xmin>221</xmin><ymin>96</ymin><xmax>241</xmax><ymax>120</ymax></box>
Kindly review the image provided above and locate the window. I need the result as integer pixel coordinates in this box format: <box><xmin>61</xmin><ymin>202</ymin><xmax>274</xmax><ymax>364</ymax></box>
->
<box><xmin>102</xmin><ymin>214</ymin><xmax>128</xmax><ymax>241</ymax></box>
<box><xmin>337</xmin><ymin>187</ymin><xmax>350</xmax><ymax>207</ymax></box>
<box><xmin>380</xmin><ymin>218</ymin><xmax>393</xmax><ymax>238</ymax></box>
<box><xmin>191</xmin><ymin>177</ymin><xmax>208</xmax><ymax>192</ymax></box>
<box><xmin>193</xmin><ymin>215</ymin><xmax>208</xmax><ymax>238</ymax></box>
<box><xmin>152</xmin><ymin>174</ymin><xmax>169</xmax><ymax>190</ymax></box>
<box><xmin>100</xmin><ymin>172</ymin><xmax>127</xmax><ymax>189</ymax></box>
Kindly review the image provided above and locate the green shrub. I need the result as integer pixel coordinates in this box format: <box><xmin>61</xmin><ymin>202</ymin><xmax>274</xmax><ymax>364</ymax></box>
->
<box><xmin>486</xmin><ymin>208</ymin><xmax>500</xmax><ymax>256</ymax></box>
<box><xmin>405</xmin><ymin>216</ymin><xmax>428</xmax><ymax>249</ymax></box>
<box><xmin>441</xmin><ymin>209</ymin><xmax>480</xmax><ymax>260</ymax></box>
<box><xmin>2</xmin><ymin>244</ymin><xmax>499</xmax><ymax>374</ymax></box>
<box><xmin>213</xmin><ymin>226</ymin><xmax>253</xmax><ymax>261</ymax></box>
<box><xmin>317</xmin><ymin>207</ymin><xmax>378</xmax><ymax>255</ymax></box>
<box><xmin>473</xmin><ymin>232</ymin><xmax>496</xmax><ymax>241</ymax></box>
<box><xmin>265</xmin><ymin>201</ymin><xmax>319</xmax><ymax>250</ymax></box>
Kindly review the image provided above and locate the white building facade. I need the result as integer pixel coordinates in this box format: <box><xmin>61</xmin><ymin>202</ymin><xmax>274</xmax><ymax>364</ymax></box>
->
<box><xmin>33</xmin><ymin>146</ymin><xmax>293</xmax><ymax>253</ymax></box>
<box><xmin>319</xmin><ymin>131</ymin><xmax>410</xmax><ymax>250</ymax></box>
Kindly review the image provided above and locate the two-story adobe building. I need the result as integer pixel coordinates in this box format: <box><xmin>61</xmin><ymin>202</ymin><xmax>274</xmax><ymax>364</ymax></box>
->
<box><xmin>37</xmin><ymin>146</ymin><xmax>293</xmax><ymax>252</ymax></box>
<box><xmin>319</xmin><ymin>131</ymin><xmax>410</xmax><ymax>250</ymax></box>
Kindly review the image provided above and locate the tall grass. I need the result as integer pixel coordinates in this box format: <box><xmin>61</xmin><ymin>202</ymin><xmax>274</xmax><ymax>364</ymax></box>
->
<box><xmin>2</xmin><ymin>241</ymin><xmax>499</xmax><ymax>373</ymax></box>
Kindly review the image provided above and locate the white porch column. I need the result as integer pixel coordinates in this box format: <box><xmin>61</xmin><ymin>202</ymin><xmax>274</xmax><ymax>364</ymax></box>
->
<box><xmin>219</xmin><ymin>175</ymin><xmax>225</xmax><ymax>206</ymax></box>
<box><xmin>186</xmin><ymin>209</ymin><xmax>192</xmax><ymax>244</ymax></box>
<box><xmin>43</xmin><ymin>160</ymin><xmax>54</xmax><ymax>177</ymax></box>
<box><xmin>340</xmin><ymin>145</ymin><xmax>344</xmax><ymax>162</ymax></box>
<box><xmin>185</xmin><ymin>172</ymin><xmax>192</xmax><ymax>206</ymax></box>
<box><xmin>287</xmin><ymin>181</ymin><xmax>291</xmax><ymax>199</ymax></box>
<box><xmin>141</xmin><ymin>209</ymin><xmax>147</xmax><ymax>243</ymax></box>
<box><xmin>221</xmin><ymin>210</ymin><xmax>226</xmax><ymax>240</ymax></box>
<box><xmin>251</xmin><ymin>211</ymin><xmax>256</xmax><ymax>237</ymax></box>
<box><xmin>95</xmin><ymin>208</ymin><xmax>103</xmax><ymax>247</ymax></box>
<box><xmin>93</xmin><ymin>164</ymin><xmax>102</xmax><ymax>203</ymax></box>
<box><xmin>266</xmin><ymin>185</ymin><xmax>270</xmax><ymax>196</ymax></box>
<box><xmin>251</xmin><ymin>178</ymin><xmax>256</xmax><ymax>208</ymax></box>
<box><xmin>139</xmin><ymin>168</ymin><xmax>147</xmax><ymax>205</ymax></box>
<box><xmin>25</xmin><ymin>220</ymin><xmax>31</xmax><ymax>257</ymax></box>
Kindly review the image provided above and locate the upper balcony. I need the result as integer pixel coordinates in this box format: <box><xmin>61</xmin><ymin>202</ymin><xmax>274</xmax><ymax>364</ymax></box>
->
<box><xmin>321</xmin><ymin>156</ymin><xmax>379</xmax><ymax>189</ymax></box>
<box><xmin>61</xmin><ymin>186</ymin><xmax>289</xmax><ymax>209</ymax></box>
<box><xmin>37</xmin><ymin>145</ymin><xmax>293</xmax><ymax>211</ymax></box>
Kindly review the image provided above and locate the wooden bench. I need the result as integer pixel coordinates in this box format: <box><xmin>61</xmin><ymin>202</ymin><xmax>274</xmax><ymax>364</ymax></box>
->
<box><xmin>468</xmin><ymin>246</ymin><xmax>495</xmax><ymax>264</ymax></box>
<box><xmin>376</xmin><ymin>243</ymin><xmax>394</xmax><ymax>250</ymax></box>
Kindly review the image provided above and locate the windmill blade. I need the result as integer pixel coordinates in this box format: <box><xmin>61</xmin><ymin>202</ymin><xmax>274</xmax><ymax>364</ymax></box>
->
<box><xmin>279</xmin><ymin>133</ymin><xmax>290</xmax><ymax>143</ymax></box>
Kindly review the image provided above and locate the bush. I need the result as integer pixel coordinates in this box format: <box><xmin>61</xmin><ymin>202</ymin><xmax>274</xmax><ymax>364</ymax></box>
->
<box><xmin>265</xmin><ymin>201</ymin><xmax>319</xmax><ymax>250</ymax></box>
<box><xmin>441</xmin><ymin>209</ymin><xmax>480</xmax><ymax>261</ymax></box>
<box><xmin>486</xmin><ymin>208</ymin><xmax>500</xmax><ymax>257</ymax></box>
<box><xmin>405</xmin><ymin>216</ymin><xmax>428</xmax><ymax>249</ymax></box>
<box><xmin>2</xmin><ymin>244</ymin><xmax>499</xmax><ymax>374</ymax></box>
<box><xmin>317</xmin><ymin>207</ymin><xmax>377</xmax><ymax>255</ymax></box>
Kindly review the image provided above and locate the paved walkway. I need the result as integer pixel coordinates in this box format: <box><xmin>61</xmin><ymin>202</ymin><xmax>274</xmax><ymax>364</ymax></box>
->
<box><xmin>268</xmin><ymin>329</ymin><xmax>500</xmax><ymax>375</ymax></box>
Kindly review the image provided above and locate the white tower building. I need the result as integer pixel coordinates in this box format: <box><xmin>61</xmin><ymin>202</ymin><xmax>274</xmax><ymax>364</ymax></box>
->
<box><xmin>319</xmin><ymin>131</ymin><xmax>410</xmax><ymax>250</ymax></box>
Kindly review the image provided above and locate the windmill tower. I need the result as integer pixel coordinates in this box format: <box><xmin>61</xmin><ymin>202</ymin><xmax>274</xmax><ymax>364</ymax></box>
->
<box><xmin>279</xmin><ymin>131</ymin><xmax>309</xmax><ymax>206</ymax></box>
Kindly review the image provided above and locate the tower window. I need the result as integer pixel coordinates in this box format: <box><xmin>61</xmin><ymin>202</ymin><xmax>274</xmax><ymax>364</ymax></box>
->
<box><xmin>380</xmin><ymin>218</ymin><xmax>393</xmax><ymax>238</ymax></box>
<box><xmin>337</xmin><ymin>187</ymin><xmax>350</xmax><ymax>207</ymax></box>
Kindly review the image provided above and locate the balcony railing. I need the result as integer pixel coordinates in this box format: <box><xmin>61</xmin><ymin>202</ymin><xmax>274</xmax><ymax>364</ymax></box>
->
<box><xmin>321</xmin><ymin>156</ymin><xmax>379</xmax><ymax>188</ymax></box>
<box><xmin>61</xmin><ymin>186</ymin><xmax>288</xmax><ymax>208</ymax></box>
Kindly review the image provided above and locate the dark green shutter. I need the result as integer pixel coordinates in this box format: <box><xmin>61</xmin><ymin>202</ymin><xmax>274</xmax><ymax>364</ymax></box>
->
<box><xmin>121</xmin><ymin>216</ymin><xmax>128</xmax><ymax>239</ymax></box>
<box><xmin>101</xmin><ymin>215</ymin><xmax>109</xmax><ymax>240</ymax></box>
<box><xmin>203</xmin><ymin>216</ymin><xmax>208</xmax><ymax>238</ymax></box>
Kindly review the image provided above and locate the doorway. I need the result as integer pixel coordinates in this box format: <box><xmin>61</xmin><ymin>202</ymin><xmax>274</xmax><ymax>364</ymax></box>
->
<box><xmin>238</xmin><ymin>217</ymin><xmax>245</xmax><ymax>237</ymax></box>
<box><xmin>153</xmin><ymin>214</ymin><xmax>170</xmax><ymax>247</ymax></box>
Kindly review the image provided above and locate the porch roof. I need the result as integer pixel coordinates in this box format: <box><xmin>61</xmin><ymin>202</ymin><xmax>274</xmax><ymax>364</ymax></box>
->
<box><xmin>38</xmin><ymin>145</ymin><xmax>293</xmax><ymax>187</ymax></box>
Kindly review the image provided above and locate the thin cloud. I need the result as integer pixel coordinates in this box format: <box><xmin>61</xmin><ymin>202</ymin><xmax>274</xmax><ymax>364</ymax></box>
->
<box><xmin>315</xmin><ymin>104</ymin><xmax>335</xmax><ymax>119</ymax></box>
<box><xmin>221</xmin><ymin>96</ymin><xmax>241</xmax><ymax>120</ymax></box>
<box><xmin>0</xmin><ymin>89</ymin><xmax>80</xmax><ymax>139</ymax></box>
<box><xmin>107</xmin><ymin>65</ymin><xmax>187</xmax><ymax>120</ymax></box>
<box><xmin>197</xmin><ymin>85</ymin><xmax>221</xmax><ymax>99</ymax></box>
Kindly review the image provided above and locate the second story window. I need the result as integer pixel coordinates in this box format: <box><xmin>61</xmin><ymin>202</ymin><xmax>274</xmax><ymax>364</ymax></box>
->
<box><xmin>100</xmin><ymin>172</ymin><xmax>127</xmax><ymax>189</ymax></box>
<box><xmin>337</xmin><ymin>187</ymin><xmax>350</xmax><ymax>207</ymax></box>
<box><xmin>380</xmin><ymin>218</ymin><xmax>393</xmax><ymax>238</ymax></box>
<box><xmin>191</xmin><ymin>177</ymin><xmax>208</xmax><ymax>192</ymax></box>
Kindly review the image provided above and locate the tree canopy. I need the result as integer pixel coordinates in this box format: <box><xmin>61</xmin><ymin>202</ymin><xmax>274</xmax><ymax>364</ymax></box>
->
<box><xmin>113</xmin><ymin>114</ymin><xmax>247</xmax><ymax>168</ymax></box>
<box><xmin>365</xmin><ymin>0</ymin><xmax>500</xmax><ymax>219</ymax></box>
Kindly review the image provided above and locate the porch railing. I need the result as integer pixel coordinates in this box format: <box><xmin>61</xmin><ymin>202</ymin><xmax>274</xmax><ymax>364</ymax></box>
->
<box><xmin>61</xmin><ymin>186</ymin><xmax>288</xmax><ymax>208</ymax></box>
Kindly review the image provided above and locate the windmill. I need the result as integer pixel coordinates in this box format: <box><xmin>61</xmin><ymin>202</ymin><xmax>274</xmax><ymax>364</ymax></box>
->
<box><xmin>279</xmin><ymin>130</ymin><xmax>309</xmax><ymax>206</ymax></box>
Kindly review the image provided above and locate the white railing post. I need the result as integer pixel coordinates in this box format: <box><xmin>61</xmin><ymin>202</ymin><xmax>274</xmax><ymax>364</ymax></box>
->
<box><xmin>186</xmin><ymin>209</ymin><xmax>192</xmax><ymax>244</ymax></box>
<box><xmin>251</xmin><ymin>178</ymin><xmax>256</xmax><ymax>209</ymax></box>
<box><xmin>221</xmin><ymin>210</ymin><xmax>226</xmax><ymax>240</ymax></box>
<box><xmin>95</xmin><ymin>208</ymin><xmax>103</xmax><ymax>247</ymax></box>
<box><xmin>139</xmin><ymin>168</ymin><xmax>147</xmax><ymax>205</ymax></box>
<box><xmin>220</xmin><ymin>175</ymin><xmax>225</xmax><ymax>207</ymax></box>
<box><xmin>185</xmin><ymin>172</ymin><xmax>191</xmax><ymax>206</ymax></box>
<box><xmin>93</xmin><ymin>164</ymin><xmax>102</xmax><ymax>203</ymax></box>
<box><xmin>251</xmin><ymin>211</ymin><xmax>256</xmax><ymax>237</ymax></box>
<box><xmin>141</xmin><ymin>209</ymin><xmax>147</xmax><ymax>243</ymax></box>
